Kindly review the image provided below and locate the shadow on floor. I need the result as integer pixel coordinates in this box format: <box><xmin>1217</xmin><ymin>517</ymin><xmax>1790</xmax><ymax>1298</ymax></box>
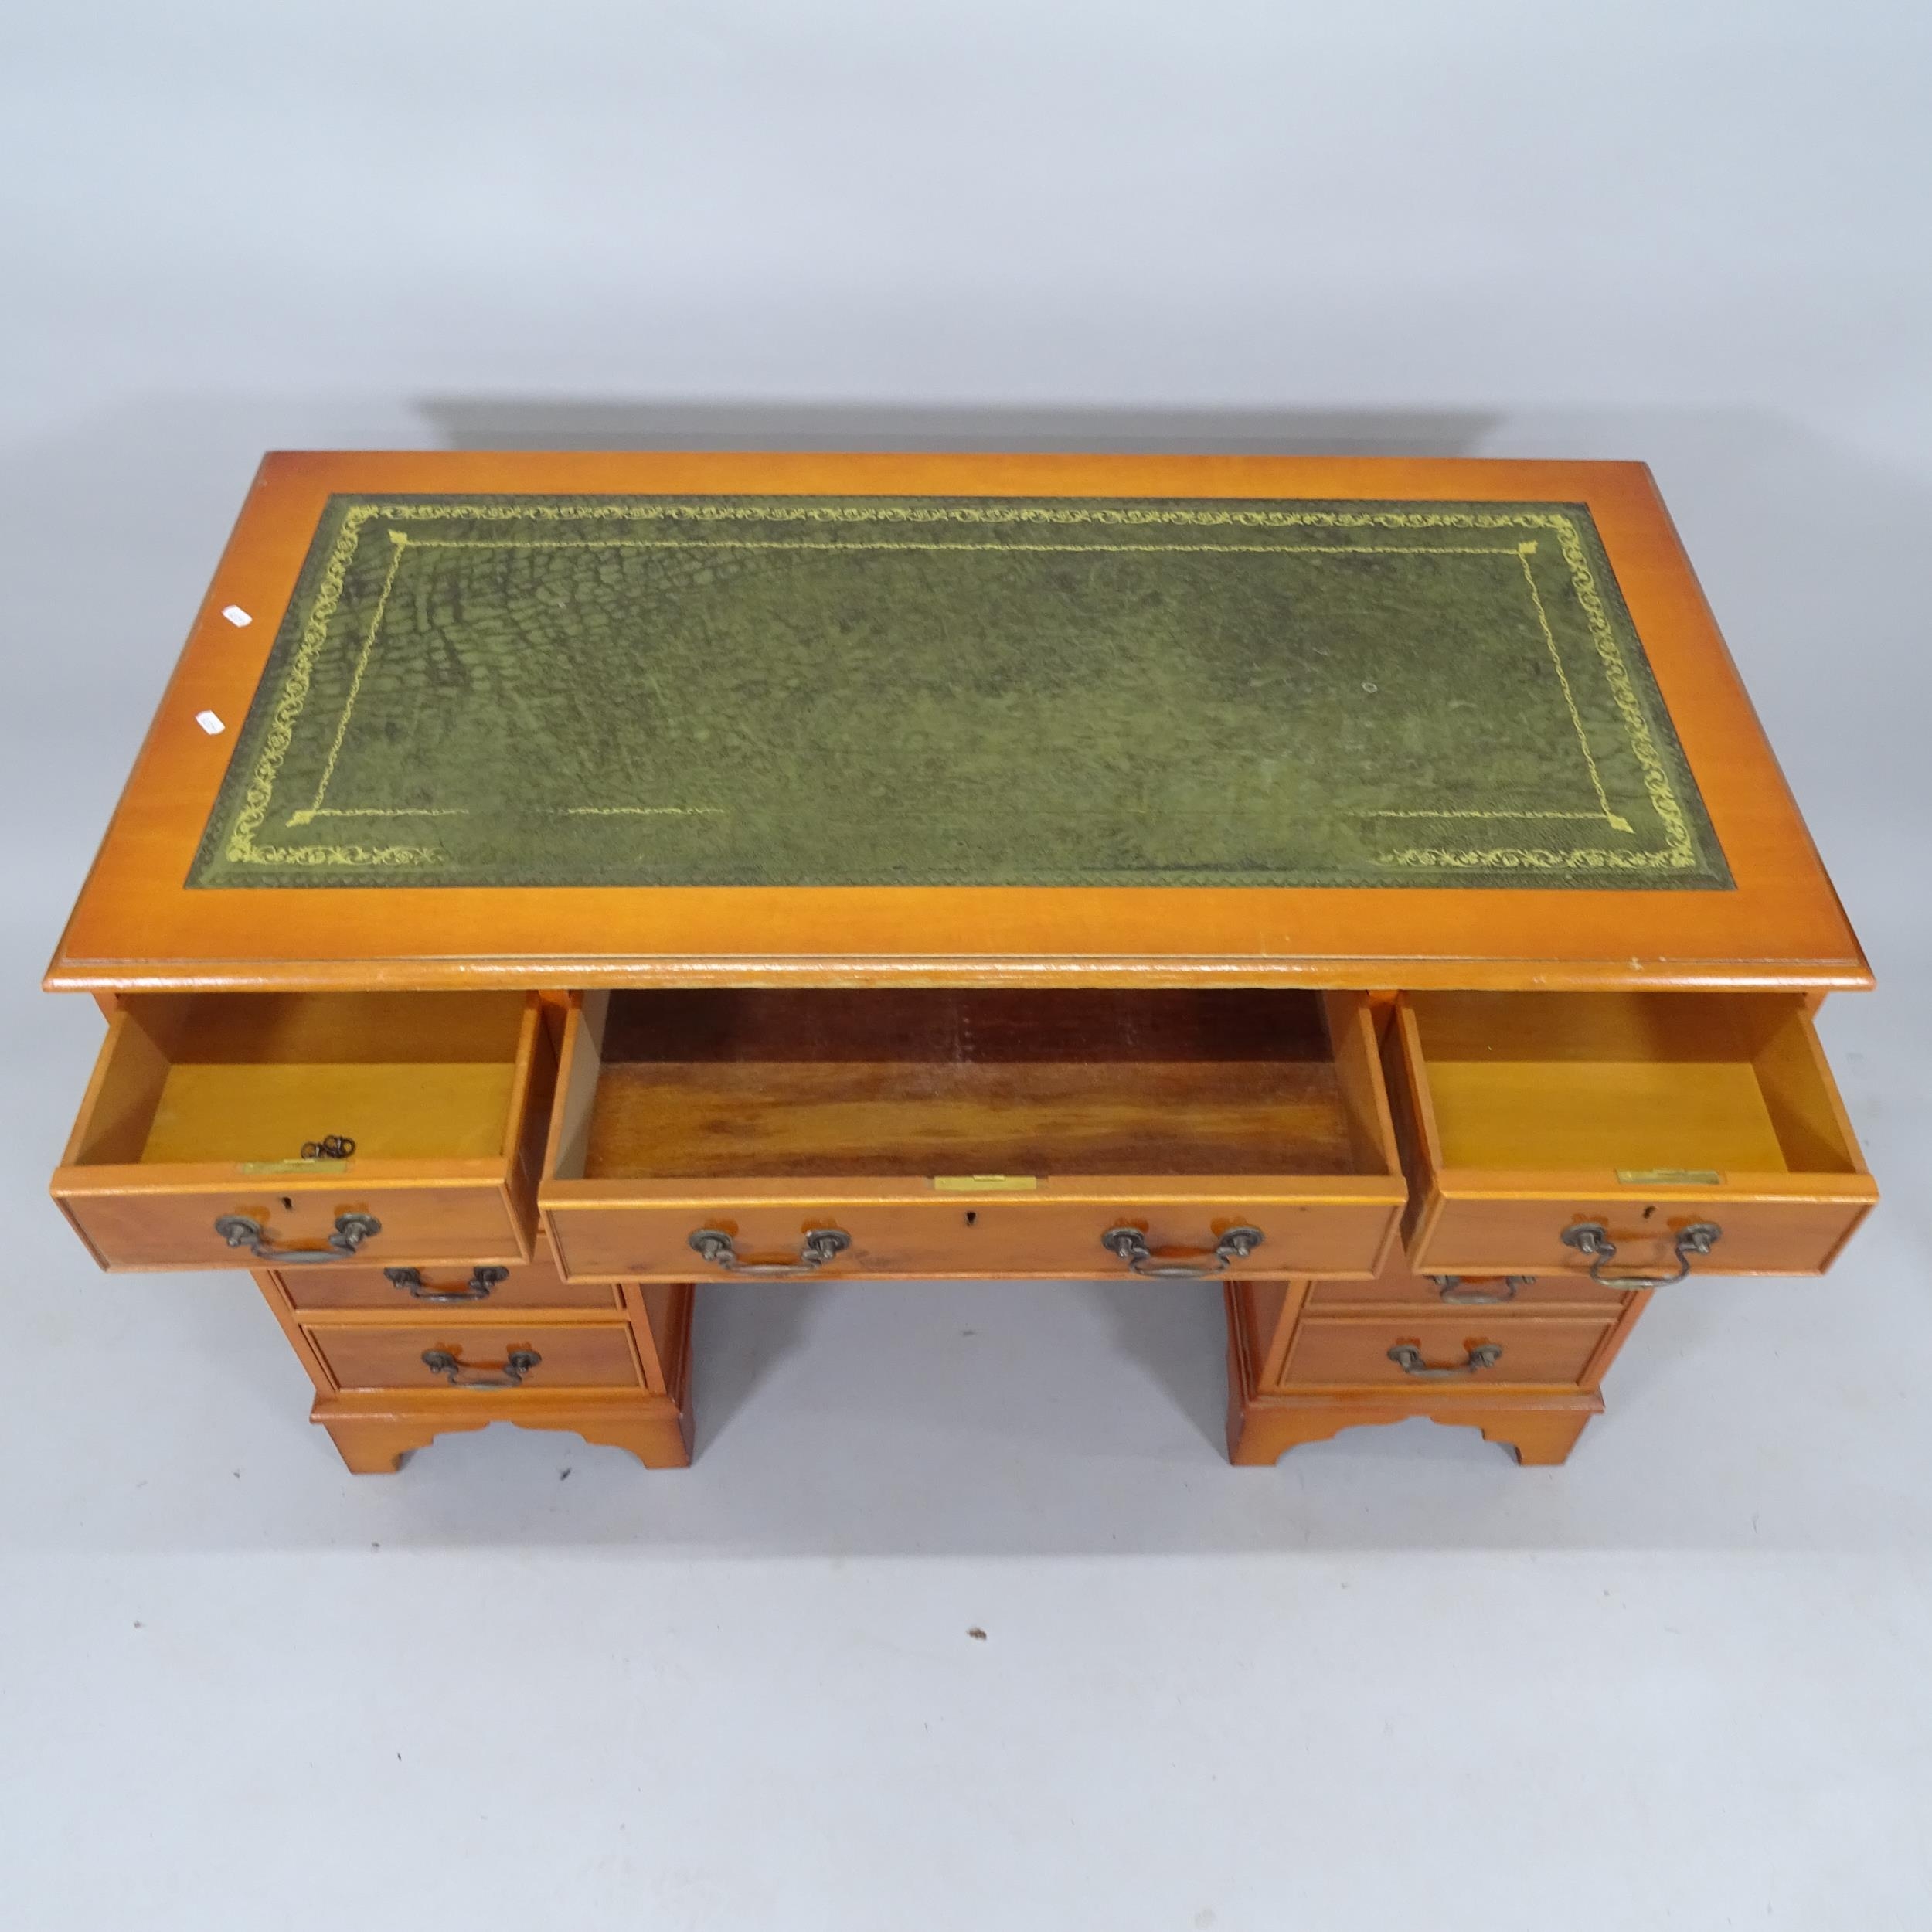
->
<box><xmin>415</xmin><ymin>396</ymin><xmax>1503</xmax><ymax>456</ymax></box>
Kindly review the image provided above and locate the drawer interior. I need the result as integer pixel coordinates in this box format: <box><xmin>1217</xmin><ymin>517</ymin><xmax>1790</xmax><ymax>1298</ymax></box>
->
<box><xmin>1405</xmin><ymin>992</ymin><xmax>1862</xmax><ymax>1176</ymax></box>
<box><xmin>69</xmin><ymin>992</ymin><xmax>532</xmax><ymax>1168</ymax></box>
<box><xmin>556</xmin><ymin>990</ymin><xmax>1394</xmax><ymax>1180</ymax></box>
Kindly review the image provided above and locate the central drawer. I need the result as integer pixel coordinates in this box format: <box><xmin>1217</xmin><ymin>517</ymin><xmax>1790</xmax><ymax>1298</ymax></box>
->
<box><xmin>539</xmin><ymin>989</ymin><xmax>1406</xmax><ymax>1281</ymax></box>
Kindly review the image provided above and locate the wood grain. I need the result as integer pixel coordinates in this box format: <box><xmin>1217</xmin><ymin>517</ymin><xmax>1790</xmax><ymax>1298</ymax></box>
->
<box><xmin>38</xmin><ymin>449</ymin><xmax>1882</xmax><ymax>1474</ymax></box>
<box><xmin>257</xmin><ymin>1259</ymin><xmax>695</xmax><ymax>1473</ymax></box>
<box><xmin>43</xmin><ymin>451</ymin><xmax>1869</xmax><ymax>994</ymax></box>
<box><xmin>1279</xmin><ymin>1314</ymin><xmax>1616</xmax><ymax>1389</ymax></box>
<box><xmin>1386</xmin><ymin>990</ymin><xmax>1878</xmax><ymax>1277</ymax></box>
<box><xmin>542</xmin><ymin>988</ymin><xmax>1406</xmax><ymax>1280</ymax></box>
<box><xmin>308</xmin><ymin>1321</ymin><xmax>643</xmax><ymax>1393</ymax></box>
<box><xmin>584</xmin><ymin>988</ymin><xmax>1360</xmax><ymax>1177</ymax></box>
<box><xmin>51</xmin><ymin>992</ymin><xmax>550</xmax><ymax>1269</ymax></box>
<box><xmin>315</xmin><ymin>1392</ymin><xmax>693</xmax><ymax>1473</ymax></box>
<box><xmin>1223</xmin><ymin>1281</ymin><xmax>1609</xmax><ymax>1465</ymax></box>
<box><xmin>1300</xmin><ymin>1223</ymin><xmax>1628</xmax><ymax>1310</ymax></box>
<box><xmin>587</xmin><ymin>1062</ymin><xmax>1355</xmax><ymax>1180</ymax></box>
<box><xmin>277</xmin><ymin>1248</ymin><xmax>621</xmax><ymax>1311</ymax></box>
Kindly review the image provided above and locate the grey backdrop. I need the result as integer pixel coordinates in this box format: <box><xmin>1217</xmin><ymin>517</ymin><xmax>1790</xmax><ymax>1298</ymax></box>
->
<box><xmin>3</xmin><ymin>5</ymin><xmax>1928</xmax><ymax>1929</ymax></box>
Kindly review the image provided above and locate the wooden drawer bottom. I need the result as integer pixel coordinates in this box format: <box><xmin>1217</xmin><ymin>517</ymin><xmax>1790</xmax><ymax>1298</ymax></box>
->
<box><xmin>1279</xmin><ymin>1315</ymin><xmax>1617</xmax><ymax>1391</ymax></box>
<box><xmin>308</xmin><ymin>1321</ymin><xmax>643</xmax><ymax>1394</ymax></box>
<box><xmin>279</xmin><ymin>1249</ymin><xmax>619</xmax><ymax>1312</ymax></box>
<box><xmin>1304</xmin><ymin>1272</ymin><xmax>1626</xmax><ymax>1311</ymax></box>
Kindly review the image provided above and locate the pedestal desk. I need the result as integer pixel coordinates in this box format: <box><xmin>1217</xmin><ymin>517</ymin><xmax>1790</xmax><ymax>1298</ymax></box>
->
<box><xmin>46</xmin><ymin>452</ymin><xmax>1877</xmax><ymax>1474</ymax></box>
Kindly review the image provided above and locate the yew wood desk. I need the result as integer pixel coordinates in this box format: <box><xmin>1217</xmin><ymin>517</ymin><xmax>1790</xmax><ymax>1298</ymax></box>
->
<box><xmin>46</xmin><ymin>452</ymin><xmax>1877</xmax><ymax>1474</ymax></box>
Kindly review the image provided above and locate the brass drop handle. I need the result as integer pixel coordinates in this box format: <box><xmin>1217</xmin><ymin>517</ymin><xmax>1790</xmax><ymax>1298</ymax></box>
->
<box><xmin>214</xmin><ymin>1211</ymin><xmax>380</xmax><ymax>1264</ymax></box>
<box><xmin>421</xmin><ymin>1347</ymin><xmax>539</xmax><ymax>1388</ymax></box>
<box><xmin>1561</xmin><ymin>1221</ymin><xmax>1722</xmax><ymax>1287</ymax></box>
<box><xmin>1100</xmin><ymin>1226</ymin><xmax>1264</xmax><ymax>1277</ymax></box>
<box><xmin>688</xmin><ymin>1228</ymin><xmax>851</xmax><ymax>1277</ymax></box>
<box><xmin>1430</xmin><ymin>1275</ymin><xmax>1534</xmax><ymax>1304</ymax></box>
<box><xmin>385</xmin><ymin>1265</ymin><xmax>507</xmax><ymax>1304</ymax></box>
<box><xmin>1388</xmin><ymin>1342</ymin><xmax>1503</xmax><ymax>1378</ymax></box>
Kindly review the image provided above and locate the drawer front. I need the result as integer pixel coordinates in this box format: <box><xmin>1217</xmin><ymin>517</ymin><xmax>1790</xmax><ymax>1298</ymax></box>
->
<box><xmin>58</xmin><ymin>1181</ymin><xmax>525</xmax><ymax>1274</ymax></box>
<box><xmin>308</xmin><ymin>1322</ymin><xmax>641</xmax><ymax>1393</ymax></box>
<box><xmin>1306</xmin><ymin>1270</ymin><xmax>1628</xmax><ymax>1311</ymax></box>
<box><xmin>1281</xmin><ymin>1315</ymin><xmax>1616</xmax><ymax>1390</ymax></box>
<box><xmin>278</xmin><ymin>1248</ymin><xmax>617</xmax><ymax>1311</ymax></box>
<box><xmin>1410</xmin><ymin>1196</ymin><xmax>1868</xmax><ymax>1282</ymax></box>
<box><xmin>546</xmin><ymin>1194</ymin><xmax>1400</xmax><ymax>1284</ymax></box>
<box><xmin>50</xmin><ymin>991</ymin><xmax>553</xmax><ymax>1274</ymax></box>
<box><xmin>1386</xmin><ymin>992</ymin><xmax>1877</xmax><ymax>1283</ymax></box>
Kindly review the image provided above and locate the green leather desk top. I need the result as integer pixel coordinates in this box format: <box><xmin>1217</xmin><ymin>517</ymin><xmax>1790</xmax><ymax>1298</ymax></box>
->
<box><xmin>189</xmin><ymin>492</ymin><xmax>1727</xmax><ymax>893</ymax></box>
<box><xmin>49</xmin><ymin>452</ymin><xmax>1865</xmax><ymax>994</ymax></box>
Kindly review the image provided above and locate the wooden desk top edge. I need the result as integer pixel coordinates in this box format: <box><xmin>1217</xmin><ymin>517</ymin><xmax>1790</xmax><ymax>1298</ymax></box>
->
<box><xmin>46</xmin><ymin>450</ymin><xmax>1872</xmax><ymax>998</ymax></box>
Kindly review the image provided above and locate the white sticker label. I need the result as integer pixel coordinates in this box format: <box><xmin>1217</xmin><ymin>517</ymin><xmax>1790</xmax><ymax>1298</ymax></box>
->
<box><xmin>221</xmin><ymin>604</ymin><xmax>252</xmax><ymax>628</ymax></box>
<box><xmin>195</xmin><ymin>709</ymin><xmax>226</xmax><ymax>735</ymax></box>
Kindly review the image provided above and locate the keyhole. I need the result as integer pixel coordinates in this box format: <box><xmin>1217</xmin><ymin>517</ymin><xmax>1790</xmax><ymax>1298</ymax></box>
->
<box><xmin>1642</xmin><ymin>1204</ymin><xmax>1656</xmax><ymax>1219</ymax></box>
<box><xmin>964</xmin><ymin>1211</ymin><xmax>978</xmax><ymax>1226</ymax></box>
<box><xmin>280</xmin><ymin>1196</ymin><xmax>294</xmax><ymax>1211</ymax></box>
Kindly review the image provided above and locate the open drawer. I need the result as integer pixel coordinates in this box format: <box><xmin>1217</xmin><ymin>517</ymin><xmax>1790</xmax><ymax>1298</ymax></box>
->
<box><xmin>541</xmin><ymin>989</ymin><xmax>1406</xmax><ymax>1282</ymax></box>
<box><xmin>1386</xmin><ymin>991</ymin><xmax>1876</xmax><ymax>1281</ymax></box>
<box><xmin>52</xmin><ymin>992</ymin><xmax>554</xmax><ymax>1270</ymax></box>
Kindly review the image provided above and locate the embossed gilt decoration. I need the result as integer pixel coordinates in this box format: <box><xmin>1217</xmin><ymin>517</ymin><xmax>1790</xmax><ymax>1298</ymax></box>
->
<box><xmin>189</xmin><ymin>495</ymin><xmax>1729</xmax><ymax>890</ymax></box>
